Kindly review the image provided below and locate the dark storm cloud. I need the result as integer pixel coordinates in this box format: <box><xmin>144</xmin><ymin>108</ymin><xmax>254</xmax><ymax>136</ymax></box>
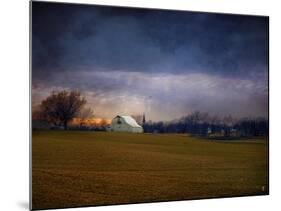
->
<box><xmin>32</xmin><ymin>2</ymin><xmax>268</xmax><ymax>77</ymax></box>
<box><xmin>32</xmin><ymin>2</ymin><xmax>268</xmax><ymax>120</ymax></box>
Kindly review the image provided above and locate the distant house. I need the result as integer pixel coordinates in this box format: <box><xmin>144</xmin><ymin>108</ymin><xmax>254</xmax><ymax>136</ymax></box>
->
<box><xmin>108</xmin><ymin>115</ymin><xmax>143</xmax><ymax>133</ymax></box>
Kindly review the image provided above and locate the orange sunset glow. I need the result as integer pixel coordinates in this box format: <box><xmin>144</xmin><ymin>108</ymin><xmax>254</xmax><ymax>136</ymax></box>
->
<box><xmin>69</xmin><ymin>117</ymin><xmax>111</xmax><ymax>127</ymax></box>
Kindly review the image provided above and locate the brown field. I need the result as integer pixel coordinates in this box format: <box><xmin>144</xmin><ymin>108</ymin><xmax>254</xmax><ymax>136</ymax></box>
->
<box><xmin>32</xmin><ymin>131</ymin><xmax>268</xmax><ymax>210</ymax></box>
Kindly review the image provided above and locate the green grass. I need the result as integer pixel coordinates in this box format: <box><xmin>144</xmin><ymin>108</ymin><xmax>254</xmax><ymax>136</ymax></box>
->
<box><xmin>32</xmin><ymin>131</ymin><xmax>268</xmax><ymax>210</ymax></box>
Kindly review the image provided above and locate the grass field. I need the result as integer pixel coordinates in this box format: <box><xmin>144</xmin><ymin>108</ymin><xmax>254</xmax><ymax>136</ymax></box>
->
<box><xmin>32</xmin><ymin>131</ymin><xmax>268</xmax><ymax>210</ymax></box>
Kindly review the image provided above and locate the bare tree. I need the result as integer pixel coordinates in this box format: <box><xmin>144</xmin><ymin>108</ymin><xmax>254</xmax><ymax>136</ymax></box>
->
<box><xmin>78</xmin><ymin>107</ymin><xmax>94</xmax><ymax>127</ymax></box>
<box><xmin>40</xmin><ymin>90</ymin><xmax>86</xmax><ymax>130</ymax></box>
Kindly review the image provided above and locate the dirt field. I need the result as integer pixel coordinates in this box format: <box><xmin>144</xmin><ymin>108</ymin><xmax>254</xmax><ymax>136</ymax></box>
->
<box><xmin>32</xmin><ymin>131</ymin><xmax>268</xmax><ymax>210</ymax></box>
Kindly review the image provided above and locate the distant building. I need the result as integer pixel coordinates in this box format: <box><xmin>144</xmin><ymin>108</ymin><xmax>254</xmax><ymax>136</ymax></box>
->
<box><xmin>207</xmin><ymin>127</ymin><xmax>212</xmax><ymax>135</ymax></box>
<box><xmin>108</xmin><ymin>115</ymin><xmax>143</xmax><ymax>133</ymax></box>
<box><xmin>230</xmin><ymin>128</ymin><xmax>239</xmax><ymax>137</ymax></box>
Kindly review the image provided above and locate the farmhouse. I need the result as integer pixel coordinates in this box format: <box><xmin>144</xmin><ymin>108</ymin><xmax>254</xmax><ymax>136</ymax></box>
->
<box><xmin>108</xmin><ymin>115</ymin><xmax>143</xmax><ymax>133</ymax></box>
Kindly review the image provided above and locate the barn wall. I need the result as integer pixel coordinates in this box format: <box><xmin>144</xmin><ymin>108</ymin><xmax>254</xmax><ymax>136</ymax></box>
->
<box><xmin>132</xmin><ymin>127</ymin><xmax>143</xmax><ymax>133</ymax></box>
<box><xmin>110</xmin><ymin>117</ymin><xmax>143</xmax><ymax>133</ymax></box>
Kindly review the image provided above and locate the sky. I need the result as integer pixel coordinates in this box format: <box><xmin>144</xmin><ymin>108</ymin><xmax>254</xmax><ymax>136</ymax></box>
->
<box><xmin>32</xmin><ymin>2</ymin><xmax>269</xmax><ymax>121</ymax></box>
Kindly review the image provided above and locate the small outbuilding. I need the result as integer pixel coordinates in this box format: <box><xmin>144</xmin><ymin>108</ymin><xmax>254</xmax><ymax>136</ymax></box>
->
<box><xmin>108</xmin><ymin>115</ymin><xmax>143</xmax><ymax>133</ymax></box>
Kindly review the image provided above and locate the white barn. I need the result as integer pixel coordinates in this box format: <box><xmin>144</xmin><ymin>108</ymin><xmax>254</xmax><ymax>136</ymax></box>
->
<box><xmin>108</xmin><ymin>115</ymin><xmax>143</xmax><ymax>133</ymax></box>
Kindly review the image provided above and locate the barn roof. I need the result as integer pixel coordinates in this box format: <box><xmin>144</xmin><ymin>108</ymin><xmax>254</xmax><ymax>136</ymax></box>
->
<box><xmin>117</xmin><ymin>115</ymin><xmax>142</xmax><ymax>128</ymax></box>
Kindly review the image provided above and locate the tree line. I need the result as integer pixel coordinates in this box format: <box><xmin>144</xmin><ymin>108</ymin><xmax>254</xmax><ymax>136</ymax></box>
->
<box><xmin>33</xmin><ymin>90</ymin><xmax>268</xmax><ymax>137</ymax></box>
<box><xmin>143</xmin><ymin>111</ymin><xmax>268</xmax><ymax>137</ymax></box>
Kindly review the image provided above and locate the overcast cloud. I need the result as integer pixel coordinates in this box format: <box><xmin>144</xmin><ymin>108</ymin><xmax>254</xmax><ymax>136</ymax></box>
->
<box><xmin>32</xmin><ymin>2</ymin><xmax>269</xmax><ymax>121</ymax></box>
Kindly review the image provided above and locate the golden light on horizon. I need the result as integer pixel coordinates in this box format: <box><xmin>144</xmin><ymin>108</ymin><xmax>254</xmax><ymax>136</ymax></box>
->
<box><xmin>70</xmin><ymin>117</ymin><xmax>112</xmax><ymax>127</ymax></box>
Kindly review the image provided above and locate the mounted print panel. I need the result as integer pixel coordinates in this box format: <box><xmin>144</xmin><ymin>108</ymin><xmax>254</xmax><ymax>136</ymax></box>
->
<box><xmin>31</xmin><ymin>1</ymin><xmax>269</xmax><ymax>210</ymax></box>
